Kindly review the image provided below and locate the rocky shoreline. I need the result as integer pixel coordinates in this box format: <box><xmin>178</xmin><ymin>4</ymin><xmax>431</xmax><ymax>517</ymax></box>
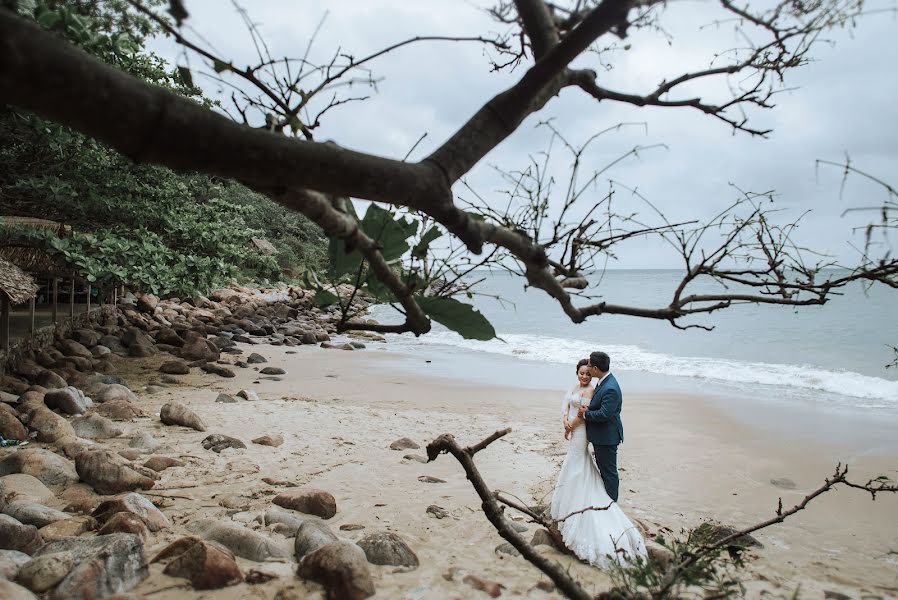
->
<box><xmin>0</xmin><ymin>284</ymin><xmax>407</xmax><ymax>600</ymax></box>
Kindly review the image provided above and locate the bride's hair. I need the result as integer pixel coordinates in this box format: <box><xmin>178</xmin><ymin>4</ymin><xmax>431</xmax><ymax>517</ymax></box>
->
<box><xmin>576</xmin><ymin>358</ymin><xmax>589</xmax><ymax>372</ymax></box>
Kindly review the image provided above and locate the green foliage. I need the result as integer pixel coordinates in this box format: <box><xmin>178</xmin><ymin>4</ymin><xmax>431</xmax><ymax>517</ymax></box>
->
<box><xmin>416</xmin><ymin>295</ymin><xmax>496</xmax><ymax>341</ymax></box>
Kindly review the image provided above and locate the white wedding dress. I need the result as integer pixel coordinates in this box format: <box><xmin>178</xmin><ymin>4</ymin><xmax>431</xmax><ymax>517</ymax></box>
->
<box><xmin>549</xmin><ymin>386</ymin><xmax>647</xmax><ymax>567</ymax></box>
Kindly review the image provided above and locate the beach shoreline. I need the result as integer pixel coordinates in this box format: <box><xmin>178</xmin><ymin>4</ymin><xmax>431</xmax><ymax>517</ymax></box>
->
<box><xmin>109</xmin><ymin>341</ymin><xmax>898</xmax><ymax>599</ymax></box>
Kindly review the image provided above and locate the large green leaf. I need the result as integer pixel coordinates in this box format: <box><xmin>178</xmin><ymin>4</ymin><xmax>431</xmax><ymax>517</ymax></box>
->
<box><xmin>412</xmin><ymin>226</ymin><xmax>442</xmax><ymax>260</ymax></box>
<box><xmin>360</xmin><ymin>204</ymin><xmax>417</xmax><ymax>262</ymax></box>
<box><xmin>416</xmin><ymin>295</ymin><xmax>496</xmax><ymax>341</ymax></box>
<box><xmin>328</xmin><ymin>201</ymin><xmax>362</xmax><ymax>278</ymax></box>
<box><xmin>313</xmin><ymin>288</ymin><xmax>339</xmax><ymax>308</ymax></box>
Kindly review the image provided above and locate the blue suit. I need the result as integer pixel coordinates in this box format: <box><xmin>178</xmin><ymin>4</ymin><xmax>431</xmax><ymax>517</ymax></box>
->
<box><xmin>584</xmin><ymin>373</ymin><xmax>623</xmax><ymax>501</ymax></box>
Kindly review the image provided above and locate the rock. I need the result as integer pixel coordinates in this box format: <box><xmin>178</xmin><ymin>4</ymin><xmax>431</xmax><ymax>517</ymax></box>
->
<box><xmin>403</xmin><ymin>454</ymin><xmax>428</xmax><ymax>464</ymax></box>
<box><xmin>692</xmin><ymin>522</ymin><xmax>762</xmax><ymax>549</ymax></box>
<box><xmin>417</xmin><ymin>475</ymin><xmax>445</xmax><ymax>484</ymax></box>
<box><xmin>770</xmin><ymin>477</ymin><xmax>797</xmax><ymax>490</ymax></box>
<box><xmin>43</xmin><ymin>386</ymin><xmax>90</xmax><ymax>415</ymax></box>
<box><xmin>202</xmin><ymin>434</ymin><xmax>246</xmax><ymax>453</ymax></box>
<box><xmin>256</xmin><ymin>506</ymin><xmax>306</xmax><ymax>536</ymax></box>
<box><xmin>75</xmin><ymin>450</ymin><xmax>155</xmax><ymax>495</ymax></box>
<box><xmin>294</xmin><ymin>520</ymin><xmax>339</xmax><ymax>561</ymax></box>
<box><xmin>462</xmin><ymin>573</ymin><xmax>502</xmax><ymax>598</ymax></box>
<box><xmin>246</xmin><ymin>353</ymin><xmax>267</xmax><ymax>364</ymax></box>
<box><xmin>320</xmin><ymin>342</ymin><xmax>354</xmax><ymax>351</ymax></box>
<box><xmin>160</xmin><ymin>402</ymin><xmax>206</xmax><ymax>431</ymax></box>
<box><xmin>426</xmin><ymin>505</ymin><xmax>449</xmax><ymax>519</ymax></box>
<box><xmin>17</xmin><ymin>552</ymin><xmax>77</xmax><ymax>593</ymax></box>
<box><xmin>824</xmin><ymin>592</ymin><xmax>852</xmax><ymax>600</ymax></box>
<box><xmin>0</xmin><ymin>474</ymin><xmax>55</xmax><ymax>506</ymax></box>
<box><xmin>128</xmin><ymin>431</ymin><xmax>160</xmax><ymax>452</ymax></box>
<box><xmin>97</xmin><ymin>513</ymin><xmax>149</xmax><ymax>540</ymax></box>
<box><xmin>72</xmin><ymin>413</ymin><xmax>123</xmax><ymax>439</ymax></box>
<box><xmin>509</xmin><ymin>521</ymin><xmax>528</xmax><ymax>533</ymax></box>
<box><xmin>155</xmin><ymin>328</ymin><xmax>185</xmax><ymax>347</ymax></box>
<box><xmin>144</xmin><ymin>384</ymin><xmax>165</xmax><ymax>394</ymax></box>
<box><xmin>98</xmin><ymin>336</ymin><xmax>127</xmax><ymax>355</ymax></box>
<box><xmin>237</xmin><ymin>389</ymin><xmax>259</xmax><ymax>402</ymax></box>
<box><xmin>0</xmin><ymin>578</ymin><xmax>38</xmax><ymax>599</ymax></box>
<box><xmin>91</xmin><ymin>345</ymin><xmax>111</xmax><ymax>357</ymax></box>
<box><xmin>19</xmin><ymin>406</ymin><xmax>76</xmax><ymax>442</ymax></box>
<box><xmin>31</xmin><ymin>533</ymin><xmax>148</xmax><ymax>600</ymax></box>
<box><xmin>121</xmin><ymin>328</ymin><xmax>154</xmax><ymax>349</ymax></box>
<box><xmin>0</xmin><ymin>449</ymin><xmax>78</xmax><ymax>487</ymax></box>
<box><xmin>2</xmin><ymin>501</ymin><xmax>69</xmax><ymax>528</ymax></box>
<box><xmin>389</xmin><ymin>437</ymin><xmax>419</xmax><ymax>450</ymax></box>
<box><xmin>118</xmin><ymin>449</ymin><xmax>142</xmax><ymax>461</ymax></box>
<box><xmin>92</xmin><ymin>493</ymin><xmax>170</xmax><ymax>532</ymax></box>
<box><xmin>530</xmin><ymin>529</ymin><xmax>558</xmax><ymax>548</ymax></box>
<box><xmin>70</xmin><ymin>329</ymin><xmax>100</xmax><ymax>348</ymax></box>
<box><xmin>0</xmin><ymin>514</ymin><xmax>43</xmax><ymax>554</ymax></box>
<box><xmin>152</xmin><ymin>537</ymin><xmax>243</xmax><ymax>589</ymax></box>
<box><xmin>160</xmin><ymin>375</ymin><xmax>182</xmax><ymax>385</ymax></box>
<box><xmin>128</xmin><ymin>342</ymin><xmax>157</xmax><ymax>358</ymax></box>
<box><xmin>297</xmin><ymin>541</ymin><xmax>375</xmax><ymax>600</ymax></box>
<box><xmin>58</xmin><ymin>340</ymin><xmax>93</xmax><ymax>360</ymax></box>
<box><xmin>200</xmin><ymin>363</ymin><xmax>236</xmax><ymax>378</ymax></box>
<box><xmin>136</xmin><ymin>294</ymin><xmax>159</xmax><ymax>313</ymax></box>
<box><xmin>181</xmin><ymin>338</ymin><xmax>220</xmax><ymax>362</ymax></box>
<box><xmin>645</xmin><ymin>539</ymin><xmax>674</xmax><ymax>569</ymax></box>
<box><xmin>259</xmin><ymin>367</ymin><xmax>286</xmax><ymax>375</ymax></box>
<box><xmin>357</xmin><ymin>531</ymin><xmax>419</xmax><ymax>568</ymax></box>
<box><xmin>186</xmin><ymin>519</ymin><xmax>291</xmax><ymax>562</ymax></box>
<box><xmin>0</xmin><ymin>549</ymin><xmax>31</xmax><ymax>580</ymax></box>
<box><xmin>95</xmin><ymin>384</ymin><xmax>137</xmax><ymax>404</ymax></box>
<box><xmin>96</xmin><ymin>399</ymin><xmax>145</xmax><ymax>421</ymax></box>
<box><xmin>34</xmin><ymin>370</ymin><xmax>67</xmax><ymax>390</ymax></box>
<box><xmin>273</xmin><ymin>489</ymin><xmax>337</xmax><ymax>519</ymax></box>
<box><xmin>59</xmin><ymin>484</ymin><xmax>100</xmax><ymax>514</ymax></box>
<box><xmin>0</xmin><ymin>410</ymin><xmax>27</xmax><ymax>441</ymax></box>
<box><xmin>339</xmin><ymin>524</ymin><xmax>365</xmax><ymax>531</ymax></box>
<box><xmin>215</xmin><ymin>393</ymin><xmax>237</xmax><ymax>404</ymax></box>
<box><xmin>252</xmin><ymin>434</ymin><xmax>284</xmax><ymax>447</ymax></box>
<box><xmin>143</xmin><ymin>456</ymin><xmax>184</xmax><ymax>472</ymax></box>
<box><xmin>159</xmin><ymin>361</ymin><xmax>190</xmax><ymax>375</ymax></box>
<box><xmin>494</xmin><ymin>542</ymin><xmax>520</xmax><ymax>557</ymax></box>
<box><xmin>38</xmin><ymin>516</ymin><xmax>96</xmax><ymax>542</ymax></box>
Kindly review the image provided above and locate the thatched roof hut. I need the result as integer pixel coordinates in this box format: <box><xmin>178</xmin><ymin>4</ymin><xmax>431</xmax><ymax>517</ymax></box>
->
<box><xmin>0</xmin><ymin>257</ymin><xmax>39</xmax><ymax>305</ymax></box>
<box><xmin>0</xmin><ymin>216</ymin><xmax>71</xmax><ymax>276</ymax></box>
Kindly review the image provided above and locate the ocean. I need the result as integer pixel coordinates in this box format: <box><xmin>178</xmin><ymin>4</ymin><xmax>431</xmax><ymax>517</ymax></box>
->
<box><xmin>366</xmin><ymin>270</ymin><xmax>898</xmax><ymax>451</ymax></box>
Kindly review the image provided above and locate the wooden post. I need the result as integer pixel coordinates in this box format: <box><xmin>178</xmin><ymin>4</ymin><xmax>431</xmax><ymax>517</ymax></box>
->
<box><xmin>29</xmin><ymin>296</ymin><xmax>35</xmax><ymax>334</ymax></box>
<box><xmin>69</xmin><ymin>276</ymin><xmax>75</xmax><ymax>318</ymax></box>
<box><xmin>85</xmin><ymin>280</ymin><xmax>91</xmax><ymax>313</ymax></box>
<box><xmin>0</xmin><ymin>295</ymin><xmax>9</xmax><ymax>351</ymax></box>
<box><xmin>52</xmin><ymin>277</ymin><xmax>58</xmax><ymax>324</ymax></box>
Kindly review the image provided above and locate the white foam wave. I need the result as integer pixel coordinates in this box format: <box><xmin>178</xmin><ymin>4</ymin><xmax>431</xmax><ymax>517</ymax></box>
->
<box><xmin>384</xmin><ymin>330</ymin><xmax>898</xmax><ymax>403</ymax></box>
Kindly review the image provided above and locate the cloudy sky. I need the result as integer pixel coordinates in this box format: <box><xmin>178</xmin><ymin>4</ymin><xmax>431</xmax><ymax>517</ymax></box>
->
<box><xmin>150</xmin><ymin>0</ymin><xmax>898</xmax><ymax>269</ymax></box>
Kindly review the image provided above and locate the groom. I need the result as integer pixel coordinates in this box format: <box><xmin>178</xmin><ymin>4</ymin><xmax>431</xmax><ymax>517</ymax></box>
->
<box><xmin>575</xmin><ymin>351</ymin><xmax>624</xmax><ymax>502</ymax></box>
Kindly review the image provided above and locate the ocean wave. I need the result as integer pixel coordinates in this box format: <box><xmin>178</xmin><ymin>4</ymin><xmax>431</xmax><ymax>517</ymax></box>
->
<box><xmin>382</xmin><ymin>330</ymin><xmax>898</xmax><ymax>403</ymax></box>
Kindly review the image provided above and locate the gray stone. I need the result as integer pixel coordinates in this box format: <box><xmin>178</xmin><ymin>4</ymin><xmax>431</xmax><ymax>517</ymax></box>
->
<box><xmin>297</xmin><ymin>541</ymin><xmax>375</xmax><ymax>600</ymax></box>
<box><xmin>3</xmin><ymin>502</ymin><xmax>69</xmax><ymax>528</ymax></box>
<box><xmin>494</xmin><ymin>542</ymin><xmax>521</xmax><ymax>557</ymax></box>
<box><xmin>0</xmin><ymin>549</ymin><xmax>31</xmax><ymax>580</ymax></box>
<box><xmin>160</xmin><ymin>402</ymin><xmax>206</xmax><ymax>431</ymax></box>
<box><xmin>72</xmin><ymin>413</ymin><xmax>123</xmax><ymax>439</ymax></box>
<box><xmin>200</xmin><ymin>363</ymin><xmax>236</xmax><ymax>378</ymax></box>
<box><xmin>0</xmin><ymin>514</ymin><xmax>43</xmax><ymax>554</ymax></box>
<box><xmin>159</xmin><ymin>361</ymin><xmax>190</xmax><ymax>375</ymax></box>
<box><xmin>186</xmin><ymin>519</ymin><xmax>290</xmax><ymax>562</ymax></box>
<box><xmin>770</xmin><ymin>477</ymin><xmax>797</xmax><ymax>490</ymax></box>
<box><xmin>34</xmin><ymin>370</ymin><xmax>67</xmax><ymax>390</ymax></box>
<box><xmin>259</xmin><ymin>367</ymin><xmax>285</xmax><ymax>375</ymax></box>
<box><xmin>0</xmin><ymin>578</ymin><xmax>38</xmax><ymax>599</ymax></box>
<box><xmin>58</xmin><ymin>340</ymin><xmax>93</xmax><ymax>360</ymax></box>
<box><xmin>246</xmin><ymin>353</ymin><xmax>267</xmax><ymax>364</ymax></box>
<box><xmin>426</xmin><ymin>505</ymin><xmax>449</xmax><ymax>519</ymax></box>
<box><xmin>0</xmin><ymin>474</ymin><xmax>55</xmax><ymax>505</ymax></box>
<box><xmin>256</xmin><ymin>506</ymin><xmax>307</xmax><ymax>536</ymax></box>
<box><xmin>357</xmin><ymin>531</ymin><xmax>419</xmax><ymax>568</ymax></box>
<box><xmin>294</xmin><ymin>519</ymin><xmax>338</xmax><ymax>561</ymax></box>
<box><xmin>237</xmin><ymin>389</ymin><xmax>259</xmax><ymax>402</ymax></box>
<box><xmin>16</xmin><ymin>552</ymin><xmax>76</xmax><ymax>593</ymax></box>
<box><xmin>0</xmin><ymin>449</ymin><xmax>78</xmax><ymax>488</ymax></box>
<box><xmin>43</xmin><ymin>386</ymin><xmax>90</xmax><ymax>415</ymax></box>
<box><xmin>215</xmin><ymin>393</ymin><xmax>238</xmax><ymax>404</ymax></box>
<box><xmin>128</xmin><ymin>431</ymin><xmax>160</xmax><ymax>452</ymax></box>
<box><xmin>95</xmin><ymin>384</ymin><xmax>136</xmax><ymax>404</ymax></box>
<box><xmin>389</xmin><ymin>437</ymin><xmax>419</xmax><ymax>450</ymax></box>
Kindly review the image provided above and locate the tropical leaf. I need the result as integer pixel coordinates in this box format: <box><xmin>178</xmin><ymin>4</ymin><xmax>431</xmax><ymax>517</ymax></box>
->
<box><xmin>415</xmin><ymin>295</ymin><xmax>495</xmax><ymax>341</ymax></box>
<box><xmin>412</xmin><ymin>226</ymin><xmax>442</xmax><ymax>259</ymax></box>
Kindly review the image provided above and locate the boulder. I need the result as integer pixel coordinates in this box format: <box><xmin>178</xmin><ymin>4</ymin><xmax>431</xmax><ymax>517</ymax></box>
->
<box><xmin>155</xmin><ymin>328</ymin><xmax>186</xmax><ymax>347</ymax></box>
<box><xmin>159</xmin><ymin>361</ymin><xmax>190</xmax><ymax>375</ymax></box>
<box><xmin>43</xmin><ymin>387</ymin><xmax>90</xmax><ymax>415</ymax></box>
<box><xmin>692</xmin><ymin>522</ymin><xmax>762</xmax><ymax>549</ymax></box>
<box><xmin>57</xmin><ymin>340</ymin><xmax>93</xmax><ymax>360</ymax></box>
<box><xmin>75</xmin><ymin>450</ymin><xmax>155</xmax><ymax>495</ymax></box>
<box><xmin>160</xmin><ymin>402</ymin><xmax>206</xmax><ymax>431</ymax></box>
<box><xmin>0</xmin><ymin>514</ymin><xmax>43</xmax><ymax>554</ymax></box>
<box><xmin>70</xmin><ymin>329</ymin><xmax>100</xmax><ymax>348</ymax></box>
<box><xmin>0</xmin><ymin>474</ymin><xmax>55</xmax><ymax>505</ymax></box>
<box><xmin>0</xmin><ymin>579</ymin><xmax>38</xmax><ymax>599</ymax></box>
<box><xmin>389</xmin><ymin>437</ymin><xmax>419</xmax><ymax>450</ymax></box>
<box><xmin>72</xmin><ymin>413</ymin><xmax>123</xmax><ymax>439</ymax></box>
<box><xmin>252</xmin><ymin>434</ymin><xmax>284</xmax><ymax>447</ymax></box>
<box><xmin>136</xmin><ymin>294</ymin><xmax>159</xmax><ymax>313</ymax></box>
<box><xmin>97</xmin><ymin>399</ymin><xmax>145</xmax><ymax>421</ymax></box>
<box><xmin>259</xmin><ymin>367</ymin><xmax>286</xmax><ymax>375</ymax></box>
<box><xmin>495</xmin><ymin>542</ymin><xmax>521</xmax><ymax>557</ymax></box>
<box><xmin>186</xmin><ymin>519</ymin><xmax>291</xmax><ymax>562</ymax></box>
<box><xmin>237</xmin><ymin>389</ymin><xmax>259</xmax><ymax>402</ymax></box>
<box><xmin>120</xmin><ymin>328</ymin><xmax>154</xmax><ymax>349</ymax></box>
<box><xmin>273</xmin><ymin>489</ymin><xmax>336</xmax><ymax>519</ymax></box>
<box><xmin>0</xmin><ymin>410</ymin><xmax>27</xmax><ymax>441</ymax></box>
<box><xmin>645</xmin><ymin>539</ymin><xmax>674</xmax><ymax>568</ymax></box>
<box><xmin>200</xmin><ymin>363</ymin><xmax>236</xmax><ymax>378</ymax></box>
<box><xmin>2</xmin><ymin>501</ymin><xmax>69</xmax><ymax>528</ymax></box>
<box><xmin>19</xmin><ymin>406</ymin><xmax>76</xmax><ymax>443</ymax></box>
<box><xmin>215</xmin><ymin>393</ymin><xmax>237</xmax><ymax>404</ymax></box>
<box><xmin>151</xmin><ymin>537</ymin><xmax>243</xmax><ymax>590</ymax></box>
<box><xmin>357</xmin><ymin>531</ymin><xmax>419</xmax><ymax>568</ymax></box>
<box><xmin>246</xmin><ymin>353</ymin><xmax>267</xmax><ymax>364</ymax></box>
<box><xmin>97</xmin><ymin>513</ymin><xmax>149</xmax><ymax>540</ymax></box>
<box><xmin>256</xmin><ymin>506</ymin><xmax>307</xmax><ymax>536</ymax></box>
<box><xmin>90</xmin><ymin>345</ymin><xmax>111</xmax><ymax>357</ymax></box>
<box><xmin>92</xmin><ymin>493</ymin><xmax>170</xmax><ymax>532</ymax></box>
<box><xmin>181</xmin><ymin>338</ymin><xmax>220</xmax><ymax>362</ymax></box>
<box><xmin>294</xmin><ymin>519</ymin><xmax>338</xmax><ymax>561</ymax></box>
<box><xmin>426</xmin><ymin>505</ymin><xmax>449</xmax><ymax>519</ymax></box>
<box><xmin>0</xmin><ymin>548</ymin><xmax>31</xmax><ymax>580</ymax></box>
<box><xmin>59</xmin><ymin>484</ymin><xmax>100</xmax><ymax>514</ymax></box>
<box><xmin>31</xmin><ymin>533</ymin><xmax>148</xmax><ymax>600</ymax></box>
<box><xmin>297</xmin><ymin>541</ymin><xmax>375</xmax><ymax>600</ymax></box>
<box><xmin>38</xmin><ymin>516</ymin><xmax>96</xmax><ymax>542</ymax></box>
<box><xmin>16</xmin><ymin>552</ymin><xmax>76</xmax><ymax>593</ymax></box>
<box><xmin>143</xmin><ymin>456</ymin><xmax>184</xmax><ymax>472</ymax></box>
<box><xmin>34</xmin><ymin>370</ymin><xmax>67</xmax><ymax>390</ymax></box>
<box><xmin>128</xmin><ymin>431</ymin><xmax>161</xmax><ymax>453</ymax></box>
<box><xmin>94</xmin><ymin>384</ymin><xmax>137</xmax><ymax>404</ymax></box>
<box><xmin>0</xmin><ymin>450</ymin><xmax>78</xmax><ymax>487</ymax></box>
<box><xmin>202</xmin><ymin>434</ymin><xmax>246</xmax><ymax>453</ymax></box>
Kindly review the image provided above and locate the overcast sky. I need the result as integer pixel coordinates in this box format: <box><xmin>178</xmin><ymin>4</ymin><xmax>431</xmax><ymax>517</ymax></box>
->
<box><xmin>150</xmin><ymin>1</ymin><xmax>898</xmax><ymax>269</ymax></box>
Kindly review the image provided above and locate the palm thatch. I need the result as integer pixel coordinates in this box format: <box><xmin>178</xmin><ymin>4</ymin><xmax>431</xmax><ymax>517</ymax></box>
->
<box><xmin>0</xmin><ymin>216</ymin><xmax>71</xmax><ymax>276</ymax></box>
<box><xmin>0</xmin><ymin>257</ymin><xmax>38</xmax><ymax>304</ymax></box>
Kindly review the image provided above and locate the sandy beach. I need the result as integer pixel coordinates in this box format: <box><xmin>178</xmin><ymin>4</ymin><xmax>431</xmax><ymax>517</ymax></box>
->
<box><xmin>61</xmin><ymin>341</ymin><xmax>895</xmax><ymax>600</ymax></box>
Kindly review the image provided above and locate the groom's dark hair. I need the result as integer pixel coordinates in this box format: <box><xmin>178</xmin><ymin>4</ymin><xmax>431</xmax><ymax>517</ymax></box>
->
<box><xmin>589</xmin><ymin>351</ymin><xmax>610</xmax><ymax>372</ymax></box>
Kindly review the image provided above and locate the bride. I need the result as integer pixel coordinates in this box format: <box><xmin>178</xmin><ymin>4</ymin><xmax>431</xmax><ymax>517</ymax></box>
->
<box><xmin>549</xmin><ymin>359</ymin><xmax>647</xmax><ymax>566</ymax></box>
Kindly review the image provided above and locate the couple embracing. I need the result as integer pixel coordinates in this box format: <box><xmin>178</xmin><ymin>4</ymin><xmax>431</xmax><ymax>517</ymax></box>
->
<box><xmin>549</xmin><ymin>351</ymin><xmax>647</xmax><ymax>566</ymax></box>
